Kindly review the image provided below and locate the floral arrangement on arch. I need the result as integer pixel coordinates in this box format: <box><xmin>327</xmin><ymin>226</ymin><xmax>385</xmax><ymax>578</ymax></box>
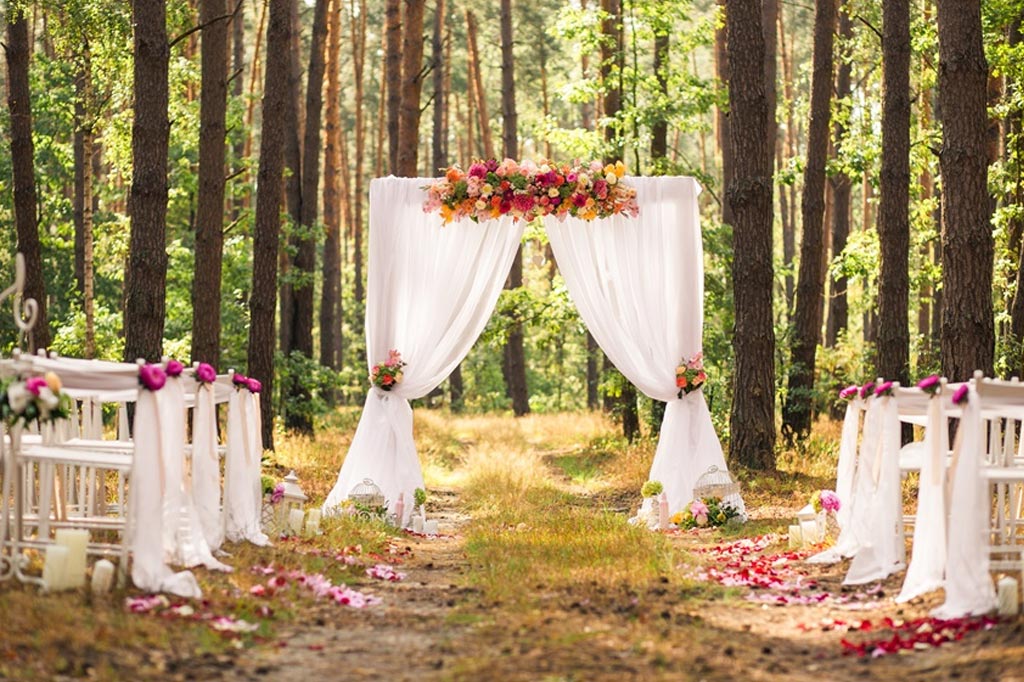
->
<box><xmin>671</xmin><ymin>496</ymin><xmax>740</xmax><ymax>529</ymax></box>
<box><xmin>0</xmin><ymin>373</ymin><xmax>71</xmax><ymax>427</ymax></box>
<box><xmin>675</xmin><ymin>352</ymin><xmax>707</xmax><ymax>398</ymax></box>
<box><xmin>371</xmin><ymin>349</ymin><xmax>405</xmax><ymax>391</ymax></box>
<box><xmin>423</xmin><ymin>158</ymin><xmax>639</xmax><ymax>224</ymax></box>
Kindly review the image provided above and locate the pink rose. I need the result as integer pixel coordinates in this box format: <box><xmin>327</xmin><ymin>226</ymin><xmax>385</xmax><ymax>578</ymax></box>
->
<box><xmin>25</xmin><ymin>376</ymin><xmax>47</xmax><ymax>396</ymax></box>
<box><xmin>195</xmin><ymin>362</ymin><xmax>217</xmax><ymax>384</ymax></box>
<box><xmin>139</xmin><ymin>364</ymin><xmax>167</xmax><ymax>392</ymax></box>
<box><xmin>165</xmin><ymin>359</ymin><xmax>184</xmax><ymax>377</ymax></box>
<box><xmin>232</xmin><ymin>372</ymin><xmax>248</xmax><ymax>388</ymax></box>
<box><xmin>247</xmin><ymin>378</ymin><xmax>262</xmax><ymax>394</ymax></box>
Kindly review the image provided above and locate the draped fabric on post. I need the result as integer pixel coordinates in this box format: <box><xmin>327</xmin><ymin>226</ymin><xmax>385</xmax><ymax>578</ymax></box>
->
<box><xmin>323</xmin><ymin>177</ymin><xmax>525</xmax><ymax>523</ymax></box>
<box><xmin>543</xmin><ymin>177</ymin><xmax>738</xmax><ymax>514</ymax></box>
<box><xmin>843</xmin><ymin>395</ymin><xmax>905</xmax><ymax>585</ymax></box>
<box><xmin>896</xmin><ymin>392</ymin><xmax>949</xmax><ymax>602</ymax></box>
<box><xmin>130</xmin><ymin>388</ymin><xmax>201</xmax><ymax>597</ymax></box>
<box><xmin>933</xmin><ymin>388</ymin><xmax>997</xmax><ymax>617</ymax></box>
<box><xmin>808</xmin><ymin>398</ymin><xmax>863</xmax><ymax>564</ymax></box>
<box><xmin>191</xmin><ymin>381</ymin><xmax>224</xmax><ymax>550</ymax></box>
<box><xmin>224</xmin><ymin>387</ymin><xmax>268</xmax><ymax>545</ymax></box>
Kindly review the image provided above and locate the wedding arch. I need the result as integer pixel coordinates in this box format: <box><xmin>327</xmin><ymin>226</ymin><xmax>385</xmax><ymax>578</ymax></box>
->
<box><xmin>322</xmin><ymin>172</ymin><xmax>741</xmax><ymax>524</ymax></box>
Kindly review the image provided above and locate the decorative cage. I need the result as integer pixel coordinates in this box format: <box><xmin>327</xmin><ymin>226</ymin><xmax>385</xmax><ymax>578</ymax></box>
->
<box><xmin>348</xmin><ymin>478</ymin><xmax>386</xmax><ymax>508</ymax></box>
<box><xmin>693</xmin><ymin>466</ymin><xmax>741</xmax><ymax>506</ymax></box>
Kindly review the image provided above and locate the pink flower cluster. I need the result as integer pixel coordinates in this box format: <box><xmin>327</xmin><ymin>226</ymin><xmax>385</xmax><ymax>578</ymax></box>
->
<box><xmin>231</xmin><ymin>372</ymin><xmax>262</xmax><ymax>394</ymax></box>
<box><xmin>675</xmin><ymin>352</ymin><xmax>707</xmax><ymax>398</ymax></box>
<box><xmin>423</xmin><ymin>158</ymin><xmax>639</xmax><ymax>224</ymax></box>
<box><xmin>840</xmin><ymin>615</ymin><xmax>998</xmax><ymax>658</ymax></box>
<box><xmin>250</xmin><ymin>564</ymin><xmax>381</xmax><ymax>609</ymax></box>
<box><xmin>365</xmin><ymin>563</ymin><xmax>406</xmax><ymax>582</ymax></box>
<box><xmin>195</xmin><ymin>362</ymin><xmax>217</xmax><ymax>384</ymax></box>
<box><xmin>138</xmin><ymin>364</ymin><xmax>167</xmax><ymax>392</ymax></box>
<box><xmin>125</xmin><ymin>595</ymin><xmax>260</xmax><ymax>636</ymax></box>
<box><xmin>819</xmin><ymin>490</ymin><xmax>840</xmax><ymax>513</ymax></box>
<box><xmin>370</xmin><ymin>349</ymin><xmax>405</xmax><ymax>391</ymax></box>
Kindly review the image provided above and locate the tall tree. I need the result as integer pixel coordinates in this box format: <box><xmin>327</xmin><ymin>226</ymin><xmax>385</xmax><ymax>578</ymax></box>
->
<box><xmin>826</xmin><ymin>8</ymin><xmax>853</xmax><ymax>347</ymax></box>
<box><xmin>321</xmin><ymin>0</ymin><xmax>343</xmax><ymax>373</ymax></box>
<box><xmin>781</xmin><ymin>0</ymin><xmax>836</xmax><ymax>441</ymax></box>
<box><xmin>72</xmin><ymin>42</ymin><xmax>96</xmax><ymax>358</ymax></box>
<box><xmin>285</xmin><ymin>0</ymin><xmax>330</xmax><ymax>435</ymax></box>
<box><xmin>192</xmin><ymin>0</ymin><xmax>231</xmax><ymax>367</ymax></box>
<box><xmin>499</xmin><ymin>0</ymin><xmax>529</xmax><ymax>417</ymax></box>
<box><xmin>230</xmin><ymin>0</ymin><xmax>246</xmax><ymax>218</ymax></box>
<box><xmin>279</xmin><ymin>0</ymin><xmax>305</xmax><ymax>357</ymax></box>
<box><xmin>937</xmin><ymin>0</ymin><xmax>995</xmax><ymax>380</ymax></box>
<box><xmin>465</xmin><ymin>9</ymin><xmax>493</xmax><ymax>158</ymax></box>
<box><xmin>714</xmin><ymin>0</ymin><xmax>733</xmax><ymax>226</ymax></box>
<box><xmin>1008</xmin><ymin>17</ymin><xmax>1024</xmax><ymax>375</ymax></box>
<box><xmin>124</xmin><ymin>0</ymin><xmax>170</xmax><ymax>364</ymax></box>
<box><xmin>396</xmin><ymin>0</ymin><xmax>426</xmax><ymax>176</ymax></box>
<box><xmin>385</xmin><ymin>0</ymin><xmax>402</xmax><ymax>173</ymax></box>
<box><xmin>725</xmin><ymin>0</ymin><xmax>776</xmax><ymax>469</ymax></box>
<box><xmin>5</xmin><ymin>8</ymin><xmax>50</xmax><ymax>352</ymax></box>
<box><xmin>875</xmin><ymin>0</ymin><xmax>911</xmax><ymax>388</ymax></box>
<box><xmin>249</xmin><ymin>0</ymin><xmax>291</xmax><ymax>450</ymax></box>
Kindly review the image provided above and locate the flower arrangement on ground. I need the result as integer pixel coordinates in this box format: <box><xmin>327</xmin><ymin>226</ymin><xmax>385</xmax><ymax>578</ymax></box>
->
<box><xmin>670</xmin><ymin>497</ymin><xmax>740</xmax><ymax>529</ymax></box>
<box><xmin>423</xmin><ymin>158</ymin><xmax>639</xmax><ymax>224</ymax></box>
<box><xmin>371</xmin><ymin>349</ymin><xmax>405</xmax><ymax>391</ymax></box>
<box><xmin>675</xmin><ymin>352</ymin><xmax>707</xmax><ymax>398</ymax></box>
<box><xmin>0</xmin><ymin>373</ymin><xmax>70</xmax><ymax>427</ymax></box>
<box><xmin>640</xmin><ymin>480</ymin><xmax>663</xmax><ymax>498</ymax></box>
<box><xmin>810</xmin><ymin>489</ymin><xmax>840</xmax><ymax>515</ymax></box>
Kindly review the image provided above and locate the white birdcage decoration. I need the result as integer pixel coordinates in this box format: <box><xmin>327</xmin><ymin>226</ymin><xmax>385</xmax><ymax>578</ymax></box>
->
<box><xmin>693</xmin><ymin>465</ymin><xmax>742</xmax><ymax>511</ymax></box>
<box><xmin>348</xmin><ymin>478</ymin><xmax>388</xmax><ymax>520</ymax></box>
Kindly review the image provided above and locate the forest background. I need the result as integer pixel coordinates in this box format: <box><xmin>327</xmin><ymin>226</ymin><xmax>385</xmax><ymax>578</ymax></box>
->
<box><xmin>1</xmin><ymin>0</ymin><xmax>1022</xmax><ymax>472</ymax></box>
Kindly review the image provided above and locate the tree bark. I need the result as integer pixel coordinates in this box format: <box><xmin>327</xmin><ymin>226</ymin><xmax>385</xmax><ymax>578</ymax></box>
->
<box><xmin>192</xmin><ymin>0</ymin><xmax>231</xmax><ymax>368</ymax></box>
<box><xmin>465</xmin><ymin>9</ymin><xmax>493</xmax><ymax>158</ymax></box>
<box><xmin>5</xmin><ymin>10</ymin><xmax>50</xmax><ymax>352</ymax></box>
<box><xmin>778</xmin><ymin>6</ymin><xmax>796</xmax><ymax>314</ymax></box>
<box><xmin>826</xmin><ymin>7</ymin><xmax>853</xmax><ymax>348</ymax></box>
<box><xmin>650</xmin><ymin>31</ymin><xmax>668</xmax><ymax>163</ymax></box>
<box><xmin>124</xmin><ymin>0</ymin><xmax>169</xmax><ymax>364</ymax></box>
<box><xmin>396</xmin><ymin>0</ymin><xmax>426</xmax><ymax>176</ymax></box>
<box><xmin>73</xmin><ymin>47</ymin><xmax>96</xmax><ymax>358</ymax></box>
<box><xmin>937</xmin><ymin>0</ymin><xmax>995</xmax><ymax>381</ymax></box>
<box><xmin>782</xmin><ymin>0</ymin><xmax>836</xmax><ymax>442</ymax></box>
<box><xmin>231</xmin><ymin>0</ymin><xmax>246</xmax><ymax>218</ymax></box>
<box><xmin>385</xmin><ymin>0</ymin><xmax>402</xmax><ymax>173</ymax></box>
<box><xmin>726</xmin><ymin>0</ymin><xmax>776</xmax><ymax>469</ymax></box>
<box><xmin>875</xmin><ymin>0</ymin><xmax>911</xmax><ymax>391</ymax></box>
<box><xmin>715</xmin><ymin>0</ymin><xmax>733</xmax><ymax>225</ymax></box>
<box><xmin>1008</xmin><ymin>18</ymin><xmax>1024</xmax><ymax>375</ymax></box>
<box><xmin>249</xmin><ymin>0</ymin><xmax>291</xmax><ymax>451</ymax></box>
<box><xmin>351</xmin><ymin>0</ymin><xmax>368</xmax><ymax>309</ymax></box>
<box><xmin>321</xmin><ymin>0</ymin><xmax>343</xmax><ymax>373</ymax></box>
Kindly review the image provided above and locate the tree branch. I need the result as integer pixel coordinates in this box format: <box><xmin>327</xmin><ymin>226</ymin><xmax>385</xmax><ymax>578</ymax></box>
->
<box><xmin>169</xmin><ymin>0</ymin><xmax>244</xmax><ymax>51</ymax></box>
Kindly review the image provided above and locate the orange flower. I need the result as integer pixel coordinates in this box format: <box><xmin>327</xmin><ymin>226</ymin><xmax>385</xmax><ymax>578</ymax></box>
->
<box><xmin>446</xmin><ymin>167</ymin><xmax>462</xmax><ymax>182</ymax></box>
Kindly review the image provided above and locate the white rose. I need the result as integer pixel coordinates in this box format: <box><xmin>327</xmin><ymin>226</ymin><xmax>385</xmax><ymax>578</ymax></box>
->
<box><xmin>38</xmin><ymin>386</ymin><xmax>59</xmax><ymax>411</ymax></box>
<box><xmin>578</xmin><ymin>173</ymin><xmax>589</xmax><ymax>186</ymax></box>
<box><xmin>606</xmin><ymin>172</ymin><xmax>618</xmax><ymax>185</ymax></box>
<box><xmin>481</xmin><ymin>183</ymin><xmax>493</xmax><ymax>196</ymax></box>
<box><xmin>6</xmin><ymin>383</ymin><xmax>30</xmax><ymax>413</ymax></box>
<box><xmin>475</xmin><ymin>199</ymin><xmax>487</xmax><ymax>211</ymax></box>
<box><xmin>540</xmin><ymin>164</ymin><xmax>551</xmax><ymax>173</ymax></box>
<box><xmin>548</xmin><ymin>187</ymin><xmax>559</xmax><ymax>198</ymax></box>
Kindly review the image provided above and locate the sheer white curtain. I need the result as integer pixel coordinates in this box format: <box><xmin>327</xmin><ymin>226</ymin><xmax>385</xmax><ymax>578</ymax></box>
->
<box><xmin>807</xmin><ymin>397</ymin><xmax>863</xmax><ymax>565</ymax></box>
<box><xmin>224</xmin><ymin>386</ymin><xmax>268</xmax><ymax>545</ymax></box>
<box><xmin>190</xmin><ymin>379</ymin><xmax>224</xmax><ymax>551</ymax></box>
<box><xmin>544</xmin><ymin>177</ymin><xmax>738</xmax><ymax>514</ymax></box>
<box><xmin>323</xmin><ymin>177</ymin><xmax>525</xmax><ymax>522</ymax></box>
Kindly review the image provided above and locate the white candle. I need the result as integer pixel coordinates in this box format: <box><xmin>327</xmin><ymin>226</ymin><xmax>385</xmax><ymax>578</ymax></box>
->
<box><xmin>288</xmin><ymin>508</ymin><xmax>305</xmax><ymax>535</ymax></box>
<box><xmin>800</xmin><ymin>520</ymin><xmax>818</xmax><ymax>547</ymax></box>
<box><xmin>42</xmin><ymin>545</ymin><xmax>69</xmax><ymax>591</ymax></box>
<box><xmin>424</xmin><ymin>519</ymin><xmax>439</xmax><ymax>536</ymax></box>
<box><xmin>411</xmin><ymin>515</ymin><xmax>424</xmax><ymax>533</ymax></box>
<box><xmin>305</xmin><ymin>509</ymin><xmax>322</xmax><ymax>536</ymax></box>
<box><xmin>91</xmin><ymin>559</ymin><xmax>115</xmax><ymax>595</ymax></box>
<box><xmin>997</xmin><ymin>576</ymin><xmax>1019</xmax><ymax>616</ymax></box>
<box><xmin>787</xmin><ymin>524</ymin><xmax>802</xmax><ymax>550</ymax></box>
<box><xmin>54</xmin><ymin>529</ymin><xmax>89</xmax><ymax>588</ymax></box>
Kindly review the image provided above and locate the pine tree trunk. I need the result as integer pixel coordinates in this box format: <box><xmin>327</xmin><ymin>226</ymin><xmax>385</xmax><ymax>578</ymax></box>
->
<box><xmin>715</xmin><ymin>0</ymin><xmax>733</xmax><ymax>225</ymax></box>
<box><xmin>280</xmin><ymin>0</ymin><xmax>305</xmax><ymax>358</ymax></box>
<box><xmin>937</xmin><ymin>0</ymin><xmax>995</xmax><ymax>380</ymax></box>
<box><xmin>726</xmin><ymin>0</ymin><xmax>776</xmax><ymax>469</ymax></box>
<box><xmin>465</xmin><ymin>10</ymin><xmax>493</xmax><ymax>158</ymax></box>
<box><xmin>124</xmin><ymin>0</ymin><xmax>169</xmax><ymax>364</ymax></box>
<box><xmin>231</xmin><ymin>0</ymin><xmax>246</xmax><ymax>218</ymax></box>
<box><xmin>782</xmin><ymin>0</ymin><xmax>836</xmax><ymax>442</ymax></box>
<box><xmin>826</xmin><ymin>7</ymin><xmax>853</xmax><ymax>348</ymax></box>
<box><xmin>778</xmin><ymin>7</ymin><xmax>796</xmax><ymax>314</ymax></box>
<box><xmin>875</xmin><ymin>0</ymin><xmax>911</xmax><ymax>389</ymax></box>
<box><xmin>192</xmin><ymin>0</ymin><xmax>230</xmax><ymax>368</ymax></box>
<box><xmin>73</xmin><ymin>47</ymin><xmax>96</xmax><ymax>358</ymax></box>
<box><xmin>249</xmin><ymin>0</ymin><xmax>291</xmax><ymax>451</ymax></box>
<box><xmin>6</xmin><ymin>10</ymin><xmax>50</xmax><ymax>352</ymax></box>
<box><xmin>1007</xmin><ymin>18</ymin><xmax>1024</xmax><ymax>376</ymax></box>
<box><xmin>351</xmin><ymin>0</ymin><xmax>368</xmax><ymax>311</ymax></box>
<box><xmin>396</xmin><ymin>0</ymin><xmax>426</xmax><ymax>176</ymax></box>
<box><xmin>321</xmin><ymin>0</ymin><xmax>343</xmax><ymax>374</ymax></box>
<box><xmin>650</xmin><ymin>32</ymin><xmax>668</xmax><ymax>163</ymax></box>
<box><xmin>385</xmin><ymin>0</ymin><xmax>402</xmax><ymax>173</ymax></box>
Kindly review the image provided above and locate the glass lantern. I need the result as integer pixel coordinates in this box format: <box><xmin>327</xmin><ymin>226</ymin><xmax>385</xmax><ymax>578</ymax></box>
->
<box><xmin>278</xmin><ymin>470</ymin><xmax>308</xmax><ymax>537</ymax></box>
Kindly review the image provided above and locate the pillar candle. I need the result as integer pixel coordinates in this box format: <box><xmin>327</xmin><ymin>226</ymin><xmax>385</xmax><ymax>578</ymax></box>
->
<box><xmin>91</xmin><ymin>559</ymin><xmax>115</xmax><ymax>595</ymax></box>
<box><xmin>54</xmin><ymin>529</ymin><xmax>89</xmax><ymax>588</ymax></box>
<box><xmin>288</xmin><ymin>508</ymin><xmax>305</xmax><ymax>535</ymax></box>
<box><xmin>800</xmin><ymin>520</ymin><xmax>819</xmax><ymax>547</ymax></box>
<box><xmin>42</xmin><ymin>545</ymin><xmax>69</xmax><ymax>591</ymax></box>
<box><xmin>997</xmin><ymin>576</ymin><xmax>1019</xmax><ymax>616</ymax></box>
<box><xmin>787</xmin><ymin>524</ymin><xmax>802</xmax><ymax>550</ymax></box>
<box><xmin>305</xmin><ymin>509</ymin><xmax>322</xmax><ymax>536</ymax></box>
<box><xmin>424</xmin><ymin>519</ymin><xmax>439</xmax><ymax>535</ymax></box>
<box><xmin>411</xmin><ymin>515</ymin><xmax>424</xmax><ymax>534</ymax></box>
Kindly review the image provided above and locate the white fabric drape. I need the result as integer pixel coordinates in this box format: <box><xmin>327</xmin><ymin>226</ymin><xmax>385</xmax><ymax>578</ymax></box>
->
<box><xmin>323</xmin><ymin>176</ymin><xmax>526</xmax><ymax>523</ymax></box>
<box><xmin>130</xmin><ymin>387</ymin><xmax>201</xmax><ymax>597</ymax></box>
<box><xmin>933</xmin><ymin>388</ymin><xmax>997</xmax><ymax>617</ymax></box>
<box><xmin>843</xmin><ymin>395</ymin><xmax>905</xmax><ymax>585</ymax></box>
<box><xmin>896</xmin><ymin>392</ymin><xmax>948</xmax><ymax>602</ymax></box>
<box><xmin>224</xmin><ymin>387</ymin><xmax>268</xmax><ymax>545</ymax></box>
<box><xmin>543</xmin><ymin>176</ymin><xmax>737</xmax><ymax>514</ymax></box>
<box><xmin>191</xmin><ymin>381</ymin><xmax>224</xmax><ymax>550</ymax></box>
<box><xmin>807</xmin><ymin>397</ymin><xmax>863</xmax><ymax>564</ymax></box>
